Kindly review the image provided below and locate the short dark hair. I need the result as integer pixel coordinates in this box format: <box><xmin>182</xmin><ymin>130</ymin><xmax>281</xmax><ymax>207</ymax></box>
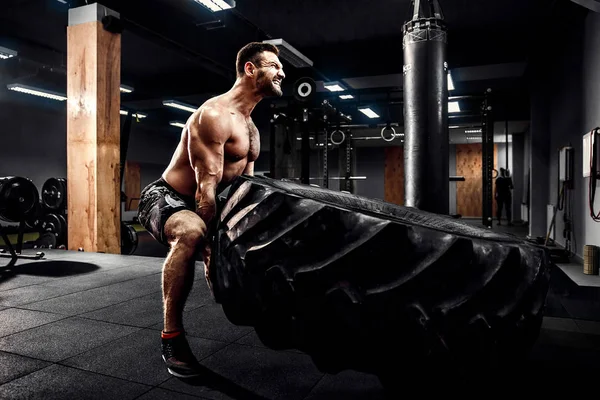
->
<box><xmin>236</xmin><ymin>42</ymin><xmax>279</xmax><ymax>77</ymax></box>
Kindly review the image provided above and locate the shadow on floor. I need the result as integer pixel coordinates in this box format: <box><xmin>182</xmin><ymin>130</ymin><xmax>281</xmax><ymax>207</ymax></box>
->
<box><xmin>0</xmin><ymin>261</ymin><xmax>100</xmax><ymax>277</ymax></box>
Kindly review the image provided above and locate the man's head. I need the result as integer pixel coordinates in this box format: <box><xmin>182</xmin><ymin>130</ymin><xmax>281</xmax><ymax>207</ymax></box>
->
<box><xmin>236</xmin><ymin>42</ymin><xmax>285</xmax><ymax>97</ymax></box>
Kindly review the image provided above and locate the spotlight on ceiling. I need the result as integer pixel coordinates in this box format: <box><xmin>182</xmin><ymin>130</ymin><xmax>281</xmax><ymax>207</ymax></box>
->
<box><xmin>262</xmin><ymin>38</ymin><xmax>313</xmax><ymax>68</ymax></box>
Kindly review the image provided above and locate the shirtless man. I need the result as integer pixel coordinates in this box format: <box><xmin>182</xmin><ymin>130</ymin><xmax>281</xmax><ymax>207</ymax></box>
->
<box><xmin>137</xmin><ymin>42</ymin><xmax>285</xmax><ymax>378</ymax></box>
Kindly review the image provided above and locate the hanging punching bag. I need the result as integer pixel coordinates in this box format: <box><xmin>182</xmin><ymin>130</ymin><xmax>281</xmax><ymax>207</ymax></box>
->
<box><xmin>403</xmin><ymin>0</ymin><xmax>449</xmax><ymax>214</ymax></box>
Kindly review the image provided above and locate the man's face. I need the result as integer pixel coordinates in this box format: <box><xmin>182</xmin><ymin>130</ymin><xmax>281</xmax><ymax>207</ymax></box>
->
<box><xmin>254</xmin><ymin>52</ymin><xmax>285</xmax><ymax>97</ymax></box>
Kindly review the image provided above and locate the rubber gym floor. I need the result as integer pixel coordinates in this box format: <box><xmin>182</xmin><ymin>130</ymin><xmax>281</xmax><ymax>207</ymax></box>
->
<box><xmin>0</xmin><ymin>220</ymin><xmax>599</xmax><ymax>399</ymax></box>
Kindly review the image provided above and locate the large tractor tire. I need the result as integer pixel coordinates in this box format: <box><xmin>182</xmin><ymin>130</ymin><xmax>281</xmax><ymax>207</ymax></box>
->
<box><xmin>209</xmin><ymin>175</ymin><xmax>552</xmax><ymax>392</ymax></box>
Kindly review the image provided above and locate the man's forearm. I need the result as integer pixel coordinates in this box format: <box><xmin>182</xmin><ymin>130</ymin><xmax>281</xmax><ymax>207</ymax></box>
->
<box><xmin>195</xmin><ymin>185</ymin><xmax>217</xmax><ymax>226</ymax></box>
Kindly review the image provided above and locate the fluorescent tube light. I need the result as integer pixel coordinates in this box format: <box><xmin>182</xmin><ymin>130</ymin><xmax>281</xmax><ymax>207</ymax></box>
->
<box><xmin>324</xmin><ymin>82</ymin><xmax>345</xmax><ymax>92</ymax></box>
<box><xmin>121</xmin><ymin>110</ymin><xmax>147</xmax><ymax>118</ymax></box>
<box><xmin>120</xmin><ymin>85</ymin><xmax>134</xmax><ymax>93</ymax></box>
<box><xmin>449</xmin><ymin>101</ymin><xmax>461</xmax><ymax>113</ymax></box>
<box><xmin>170</xmin><ymin>121</ymin><xmax>187</xmax><ymax>128</ymax></box>
<box><xmin>7</xmin><ymin>84</ymin><xmax>67</xmax><ymax>101</ymax></box>
<box><xmin>465</xmin><ymin>129</ymin><xmax>482</xmax><ymax>134</ymax></box>
<box><xmin>340</xmin><ymin>94</ymin><xmax>354</xmax><ymax>100</ymax></box>
<box><xmin>163</xmin><ymin>100</ymin><xmax>198</xmax><ymax>113</ymax></box>
<box><xmin>262</xmin><ymin>38</ymin><xmax>313</xmax><ymax>68</ymax></box>
<box><xmin>194</xmin><ymin>0</ymin><xmax>235</xmax><ymax>12</ymax></box>
<box><xmin>448</xmin><ymin>72</ymin><xmax>455</xmax><ymax>91</ymax></box>
<box><xmin>0</xmin><ymin>46</ymin><xmax>17</xmax><ymax>60</ymax></box>
<box><xmin>358</xmin><ymin>107</ymin><xmax>379</xmax><ymax>119</ymax></box>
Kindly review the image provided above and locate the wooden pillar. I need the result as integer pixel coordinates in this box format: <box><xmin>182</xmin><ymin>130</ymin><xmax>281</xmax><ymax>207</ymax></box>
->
<box><xmin>67</xmin><ymin>4</ymin><xmax>121</xmax><ymax>253</ymax></box>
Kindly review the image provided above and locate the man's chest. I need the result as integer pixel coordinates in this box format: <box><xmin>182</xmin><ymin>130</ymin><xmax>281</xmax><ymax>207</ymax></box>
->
<box><xmin>225</xmin><ymin>120</ymin><xmax>260</xmax><ymax>161</ymax></box>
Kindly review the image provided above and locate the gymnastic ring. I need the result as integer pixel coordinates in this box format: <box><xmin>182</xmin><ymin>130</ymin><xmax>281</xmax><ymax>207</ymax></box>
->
<box><xmin>381</xmin><ymin>126</ymin><xmax>396</xmax><ymax>142</ymax></box>
<box><xmin>330</xmin><ymin>130</ymin><xmax>345</xmax><ymax>145</ymax></box>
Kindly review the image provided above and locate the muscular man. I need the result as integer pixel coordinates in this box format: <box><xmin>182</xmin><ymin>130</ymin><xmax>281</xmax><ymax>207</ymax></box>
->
<box><xmin>137</xmin><ymin>42</ymin><xmax>285</xmax><ymax>378</ymax></box>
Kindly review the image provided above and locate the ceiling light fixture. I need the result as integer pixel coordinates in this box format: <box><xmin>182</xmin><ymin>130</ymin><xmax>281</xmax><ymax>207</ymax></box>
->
<box><xmin>120</xmin><ymin>110</ymin><xmax>147</xmax><ymax>119</ymax></box>
<box><xmin>324</xmin><ymin>82</ymin><xmax>345</xmax><ymax>92</ymax></box>
<box><xmin>262</xmin><ymin>38</ymin><xmax>314</xmax><ymax>68</ymax></box>
<box><xmin>339</xmin><ymin>94</ymin><xmax>354</xmax><ymax>100</ymax></box>
<box><xmin>120</xmin><ymin>85</ymin><xmax>134</xmax><ymax>93</ymax></box>
<box><xmin>0</xmin><ymin>46</ymin><xmax>17</xmax><ymax>60</ymax></box>
<box><xmin>7</xmin><ymin>84</ymin><xmax>67</xmax><ymax>101</ymax></box>
<box><xmin>163</xmin><ymin>100</ymin><xmax>198</xmax><ymax>113</ymax></box>
<box><xmin>170</xmin><ymin>121</ymin><xmax>187</xmax><ymax>129</ymax></box>
<box><xmin>448</xmin><ymin>101</ymin><xmax>461</xmax><ymax>113</ymax></box>
<box><xmin>193</xmin><ymin>0</ymin><xmax>235</xmax><ymax>12</ymax></box>
<box><xmin>465</xmin><ymin>129</ymin><xmax>482</xmax><ymax>134</ymax></box>
<box><xmin>358</xmin><ymin>107</ymin><xmax>379</xmax><ymax>119</ymax></box>
<box><xmin>448</xmin><ymin>72</ymin><xmax>455</xmax><ymax>91</ymax></box>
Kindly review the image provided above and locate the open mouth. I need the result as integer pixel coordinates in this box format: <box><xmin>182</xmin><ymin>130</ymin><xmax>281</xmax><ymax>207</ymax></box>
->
<box><xmin>273</xmin><ymin>80</ymin><xmax>281</xmax><ymax>87</ymax></box>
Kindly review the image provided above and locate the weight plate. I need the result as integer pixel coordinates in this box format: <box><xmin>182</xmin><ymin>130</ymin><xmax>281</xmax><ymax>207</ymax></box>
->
<box><xmin>25</xmin><ymin>202</ymin><xmax>43</xmax><ymax>229</ymax></box>
<box><xmin>36</xmin><ymin>232</ymin><xmax>57</xmax><ymax>249</ymax></box>
<box><xmin>293</xmin><ymin>77</ymin><xmax>316</xmax><ymax>103</ymax></box>
<box><xmin>39</xmin><ymin>213</ymin><xmax>63</xmax><ymax>240</ymax></box>
<box><xmin>57</xmin><ymin>214</ymin><xmax>67</xmax><ymax>247</ymax></box>
<box><xmin>41</xmin><ymin>178</ymin><xmax>67</xmax><ymax>211</ymax></box>
<box><xmin>0</xmin><ymin>176</ymin><xmax>40</xmax><ymax>223</ymax></box>
<box><xmin>121</xmin><ymin>222</ymin><xmax>138</xmax><ymax>255</ymax></box>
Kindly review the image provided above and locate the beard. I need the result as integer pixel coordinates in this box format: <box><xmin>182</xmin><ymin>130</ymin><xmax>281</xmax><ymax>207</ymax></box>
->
<box><xmin>256</xmin><ymin>70</ymin><xmax>283</xmax><ymax>97</ymax></box>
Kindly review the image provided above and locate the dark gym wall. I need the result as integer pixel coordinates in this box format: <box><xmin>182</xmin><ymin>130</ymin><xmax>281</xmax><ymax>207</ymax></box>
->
<box><xmin>533</xmin><ymin>5</ymin><xmax>600</xmax><ymax>260</ymax></box>
<box><xmin>0</xmin><ymin>96</ymin><xmax>181</xmax><ymax>209</ymax></box>
<box><xmin>0</xmin><ymin>98</ymin><xmax>67</xmax><ymax>190</ymax></box>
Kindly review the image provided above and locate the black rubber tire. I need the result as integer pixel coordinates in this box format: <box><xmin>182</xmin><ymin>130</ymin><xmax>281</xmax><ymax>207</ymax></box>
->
<box><xmin>210</xmin><ymin>175</ymin><xmax>552</xmax><ymax>388</ymax></box>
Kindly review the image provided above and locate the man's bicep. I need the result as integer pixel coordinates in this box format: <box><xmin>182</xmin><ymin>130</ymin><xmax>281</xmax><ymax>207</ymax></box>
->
<box><xmin>189</xmin><ymin>136</ymin><xmax>224</xmax><ymax>183</ymax></box>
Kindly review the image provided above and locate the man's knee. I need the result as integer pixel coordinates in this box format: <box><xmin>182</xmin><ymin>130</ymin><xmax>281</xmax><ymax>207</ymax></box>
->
<box><xmin>165</xmin><ymin>211</ymin><xmax>207</xmax><ymax>248</ymax></box>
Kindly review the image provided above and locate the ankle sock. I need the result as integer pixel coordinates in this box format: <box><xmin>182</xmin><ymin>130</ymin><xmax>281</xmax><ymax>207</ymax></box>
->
<box><xmin>161</xmin><ymin>330</ymin><xmax>182</xmax><ymax>339</ymax></box>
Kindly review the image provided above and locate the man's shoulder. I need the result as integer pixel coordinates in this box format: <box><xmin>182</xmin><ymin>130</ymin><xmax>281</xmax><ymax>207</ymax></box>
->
<box><xmin>196</xmin><ymin>97</ymin><xmax>232</xmax><ymax>121</ymax></box>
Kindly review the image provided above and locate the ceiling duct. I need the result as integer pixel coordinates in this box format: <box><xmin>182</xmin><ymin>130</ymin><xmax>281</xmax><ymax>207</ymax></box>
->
<box><xmin>569</xmin><ymin>0</ymin><xmax>600</xmax><ymax>12</ymax></box>
<box><xmin>262</xmin><ymin>38</ymin><xmax>313</xmax><ymax>68</ymax></box>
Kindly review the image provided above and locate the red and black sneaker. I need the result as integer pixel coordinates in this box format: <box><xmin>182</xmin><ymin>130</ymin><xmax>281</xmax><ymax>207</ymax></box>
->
<box><xmin>161</xmin><ymin>331</ymin><xmax>202</xmax><ymax>378</ymax></box>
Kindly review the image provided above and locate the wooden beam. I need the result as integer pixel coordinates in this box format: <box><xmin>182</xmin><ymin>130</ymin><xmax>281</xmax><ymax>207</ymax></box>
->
<box><xmin>67</xmin><ymin>4</ymin><xmax>121</xmax><ymax>253</ymax></box>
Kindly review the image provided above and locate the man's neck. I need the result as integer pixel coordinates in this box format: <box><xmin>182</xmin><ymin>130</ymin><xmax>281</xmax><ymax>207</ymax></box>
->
<box><xmin>225</xmin><ymin>78</ymin><xmax>263</xmax><ymax>117</ymax></box>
